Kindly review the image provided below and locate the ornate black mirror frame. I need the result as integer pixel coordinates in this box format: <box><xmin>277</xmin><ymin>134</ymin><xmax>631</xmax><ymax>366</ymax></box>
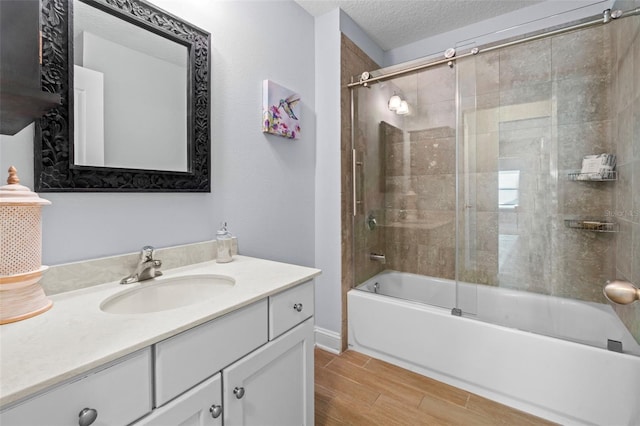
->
<box><xmin>35</xmin><ymin>0</ymin><xmax>211</xmax><ymax>192</ymax></box>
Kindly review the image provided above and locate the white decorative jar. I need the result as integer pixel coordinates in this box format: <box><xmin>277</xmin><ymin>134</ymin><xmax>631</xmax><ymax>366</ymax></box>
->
<box><xmin>0</xmin><ymin>166</ymin><xmax>52</xmax><ymax>324</ymax></box>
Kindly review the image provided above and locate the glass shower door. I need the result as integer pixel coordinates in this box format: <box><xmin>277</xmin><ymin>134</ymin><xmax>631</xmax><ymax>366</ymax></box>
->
<box><xmin>455</xmin><ymin>43</ymin><xmax>559</xmax><ymax>319</ymax></box>
<box><xmin>453</xmin><ymin>22</ymin><xmax>639</xmax><ymax>354</ymax></box>
<box><xmin>352</xmin><ymin>64</ymin><xmax>469</xmax><ymax>312</ymax></box>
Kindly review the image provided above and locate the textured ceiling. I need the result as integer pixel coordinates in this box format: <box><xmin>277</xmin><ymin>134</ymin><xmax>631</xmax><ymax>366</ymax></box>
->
<box><xmin>295</xmin><ymin>0</ymin><xmax>544</xmax><ymax>51</ymax></box>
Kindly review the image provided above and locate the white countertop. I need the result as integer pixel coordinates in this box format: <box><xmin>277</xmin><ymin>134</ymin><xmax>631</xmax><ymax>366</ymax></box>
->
<box><xmin>0</xmin><ymin>256</ymin><xmax>320</xmax><ymax>407</ymax></box>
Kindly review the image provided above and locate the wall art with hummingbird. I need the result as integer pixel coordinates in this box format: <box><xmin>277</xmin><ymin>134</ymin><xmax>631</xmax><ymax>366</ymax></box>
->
<box><xmin>262</xmin><ymin>80</ymin><xmax>301</xmax><ymax>139</ymax></box>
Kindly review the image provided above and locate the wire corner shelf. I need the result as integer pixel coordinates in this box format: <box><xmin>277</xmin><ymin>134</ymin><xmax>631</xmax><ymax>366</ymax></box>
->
<box><xmin>568</xmin><ymin>171</ymin><xmax>617</xmax><ymax>181</ymax></box>
<box><xmin>564</xmin><ymin>219</ymin><xmax>618</xmax><ymax>233</ymax></box>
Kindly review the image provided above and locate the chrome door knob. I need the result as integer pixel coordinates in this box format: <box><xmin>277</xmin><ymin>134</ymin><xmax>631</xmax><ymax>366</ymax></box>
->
<box><xmin>209</xmin><ymin>404</ymin><xmax>222</xmax><ymax>418</ymax></box>
<box><xmin>233</xmin><ymin>386</ymin><xmax>245</xmax><ymax>399</ymax></box>
<box><xmin>78</xmin><ymin>408</ymin><xmax>98</xmax><ymax>426</ymax></box>
<box><xmin>293</xmin><ymin>303</ymin><xmax>303</xmax><ymax>312</ymax></box>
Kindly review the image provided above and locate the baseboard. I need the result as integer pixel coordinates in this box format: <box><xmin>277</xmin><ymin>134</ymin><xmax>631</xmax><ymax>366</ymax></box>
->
<box><xmin>314</xmin><ymin>326</ymin><xmax>341</xmax><ymax>354</ymax></box>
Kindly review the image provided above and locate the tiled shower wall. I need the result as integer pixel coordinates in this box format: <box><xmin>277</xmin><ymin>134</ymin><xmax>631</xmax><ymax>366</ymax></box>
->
<box><xmin>477</xmin><ymin>24</ymin><xmax>618</xmax><ymax>301</ymax></box>
<box><xmin>610</xmin><ymin>5</ymin><xmax>640</xmax><ymax>343</ymax></box>
<box><xmin>382</xmin><ymin>123</ymin><xmax>457</xmax><ymax>279</ymax></box>
<box><xmin>374</xmin><ymin>21</ymin><xmax>630</xmax><ymax>306</ymax></box>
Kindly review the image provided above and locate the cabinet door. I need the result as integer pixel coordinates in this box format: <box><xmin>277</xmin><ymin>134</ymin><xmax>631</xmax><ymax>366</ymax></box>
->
<box><xmin>136</xmin><ymin>374</ymin><xmax>222</xmax><ymax>426</ymax></box>
<box><xmin>223</xmin><ymin>318</ymin><xmax>314</xmax><ymax>426</ymax></box>
<box><xmin>0</xmin><ymin>0</ymin><xmax>61</xmax><ymax>135</ymax></box>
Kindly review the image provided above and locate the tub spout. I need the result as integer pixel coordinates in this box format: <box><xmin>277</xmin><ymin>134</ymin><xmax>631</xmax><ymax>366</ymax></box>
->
<box><xmin>369</xmin><ymin>253</ymin><xmax>386</xmax><ymax>264</ymax></box>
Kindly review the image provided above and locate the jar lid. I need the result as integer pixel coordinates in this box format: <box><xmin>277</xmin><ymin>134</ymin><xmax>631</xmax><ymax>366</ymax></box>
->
<box><xmin>216</xmin><ymin>222</ymin><xmax>232</xmax><ymax>238</ymax></box>
<box><xmin>0</xmin><ymin>166</ymin><xmax>51</xmax><ymax>206</ymax></box>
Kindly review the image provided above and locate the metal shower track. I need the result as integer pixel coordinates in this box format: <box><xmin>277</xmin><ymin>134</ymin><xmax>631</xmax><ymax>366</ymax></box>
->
<box><xmin>347</xmin><ymin>7</ymin><xmax>640</xmax><ymax>88</ymax></box>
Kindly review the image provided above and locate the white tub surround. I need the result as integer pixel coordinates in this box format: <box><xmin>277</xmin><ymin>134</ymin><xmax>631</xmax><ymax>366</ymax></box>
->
<box><xmin>0</xmin><ymin>255</ymin><xmax>320</xmax><ymax>408</ymax></box>
<box><xmin>349</xmin><ymin>271</ymin><xmax>640</xmax><ymax>426</ymax></box>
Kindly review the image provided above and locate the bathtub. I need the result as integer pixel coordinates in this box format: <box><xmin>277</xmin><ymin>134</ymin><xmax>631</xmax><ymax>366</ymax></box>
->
<box><xmin>348</xmin><ymin>270</ymin><xmax>640</xmax><ymax>425</ymax></box>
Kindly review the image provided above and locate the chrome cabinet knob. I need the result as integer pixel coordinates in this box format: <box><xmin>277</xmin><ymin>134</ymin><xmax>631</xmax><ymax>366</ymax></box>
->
<box><xmin>78</xmin><ymin>408</ymin><xmax>98</xmax><ymax>426</ymax></box>
<box><xmin>293</xmin><ymin>303</ymin><xmax>303</xmax><ymax>312</ymax></box>
<box><xmin>209</xmin><ymin>404</ymin><xmax>222</xmax><ymax>418</ymax></box>
<box><xmin>233</xmin><ymin>387</ymin><xmax>245</xmax><ymax>399</ymax></box>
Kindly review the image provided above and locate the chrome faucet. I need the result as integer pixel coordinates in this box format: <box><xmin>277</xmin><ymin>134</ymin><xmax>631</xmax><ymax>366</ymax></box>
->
<box><xmin>120</xmin><ymin>246</ymin><xmax>163</xmax><ymax>284</ymax></box>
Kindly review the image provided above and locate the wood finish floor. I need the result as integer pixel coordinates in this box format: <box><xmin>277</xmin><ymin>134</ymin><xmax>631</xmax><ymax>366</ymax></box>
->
<box><xmin>315</xmin><ymin>348</ymin><xmax>556</xmax><ymax>426</ymax></box>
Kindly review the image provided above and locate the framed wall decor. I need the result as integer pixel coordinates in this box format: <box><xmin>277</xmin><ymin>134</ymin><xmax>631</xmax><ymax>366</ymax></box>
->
<box><xmin>262</xmin><ymin>80</ymin><xmax>300</xmax><ymax>140</ymax></box>
<box><xmin>36</xmin><ymin>0</ymin><xmax>211</xmax><ymax>192</ymax></box>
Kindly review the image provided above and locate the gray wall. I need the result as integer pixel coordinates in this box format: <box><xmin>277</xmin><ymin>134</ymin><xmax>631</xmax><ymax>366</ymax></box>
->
<box><xmin>314</xmin><ymin>9</ymin><xmax>342</xmax><ymax>335</ymax></box>
<box><xmin>0</xmin><ymin>0</ymin><xmax>316</xmax><ymax>269</ymax></box>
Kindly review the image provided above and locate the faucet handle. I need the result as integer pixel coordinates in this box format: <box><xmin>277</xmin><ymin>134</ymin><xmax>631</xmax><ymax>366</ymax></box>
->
<box><xmin>140</xmin><ymin>245</ymin><xmax>156</xmax><ymax>261</ymax></box>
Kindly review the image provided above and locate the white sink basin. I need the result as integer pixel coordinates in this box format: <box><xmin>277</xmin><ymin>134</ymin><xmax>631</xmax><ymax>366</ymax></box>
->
<box><xmin>100</xmin><ymin>275</ymin><xmax>235</xmax><ymax>314</ymax></box>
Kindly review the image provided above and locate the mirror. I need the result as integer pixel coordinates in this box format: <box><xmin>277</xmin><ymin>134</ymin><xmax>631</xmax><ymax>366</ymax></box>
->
<box><xmin>73</xmin><ymin>0</ymin><xmax>188</xmax><ymax>171</ymax></box>
<box><xmin>36</xmin><ymin>0</ymin><xmax>211</xmax><ymax>192</ymax></box>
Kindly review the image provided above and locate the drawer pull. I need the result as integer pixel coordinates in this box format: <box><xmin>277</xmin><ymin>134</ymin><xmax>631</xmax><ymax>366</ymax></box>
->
<box><xmin>233</xmin><ymin>386</ymin><xmax>245</xmax><ymax>399</ymax></box>
<box><xmin>293</xmin><ymin>303</ymin><xmax>303</xmax><ymax>312</ymax></box>
<box><xmin>78</xmin><ymin>408</ymin><xmax>98</xmax><ymax>426</ymax></box>
<box><xmin>209</xmin><ymin>404</ymin><xmax>222</xmax><ymax>418</ymax></box>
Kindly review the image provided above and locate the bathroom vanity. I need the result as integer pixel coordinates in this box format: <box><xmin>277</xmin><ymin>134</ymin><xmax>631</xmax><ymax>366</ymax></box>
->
<box><xmin>0</xmin><ymin>256</ymin><xmax>320</xmax><ymax>425</ymax></box>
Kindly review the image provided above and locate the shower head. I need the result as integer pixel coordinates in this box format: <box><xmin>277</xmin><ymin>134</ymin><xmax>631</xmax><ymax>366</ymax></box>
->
<box><xmin>603</xmin><ymin>280</ymin><xmax>640</xmax><ymax>305</ymax></box>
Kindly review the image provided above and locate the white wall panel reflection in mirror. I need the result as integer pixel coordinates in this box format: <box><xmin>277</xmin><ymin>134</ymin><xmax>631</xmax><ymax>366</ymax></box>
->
<box><xmin>73</xmin><ymin>0</ymin><xmax>188</xmax><ymax>172</ymax></box>
<box><xmin>74</xmin><ymin>65</ymin><xmax>104</xmax><ymax>166</ymax></box>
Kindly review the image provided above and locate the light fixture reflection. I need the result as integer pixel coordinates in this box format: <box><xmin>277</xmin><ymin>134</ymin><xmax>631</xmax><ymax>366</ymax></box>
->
<box><xmin>396</xmin><ymin>100</ymin><xmax>409</xmax><ymax>115</ymax></box>
<box><xmin>388</xmin><ymin>94</ymin><xmax>402</xmax><ymax>111</ymax></box>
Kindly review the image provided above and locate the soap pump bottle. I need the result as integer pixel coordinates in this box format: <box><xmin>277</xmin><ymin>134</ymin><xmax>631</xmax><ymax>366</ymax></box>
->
<box><xmin>216</xmin><ymin>222</ymin><xmax>233</xmax><ymax>263</ymax></box>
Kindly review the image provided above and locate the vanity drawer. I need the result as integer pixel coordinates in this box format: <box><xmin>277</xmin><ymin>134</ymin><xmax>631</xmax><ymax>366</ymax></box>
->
<box><xmin>0</xmin><ymin>348</ymin><xmax>152</xmax><ymax>426</ymax></box>
<box><xmin>269</xmin><ymin>281</ymin><xmax>314</xmax><ymax>339</ymax></box>
<box><xmin>154</xmin><ymin>299</ymin><xmax>268</xmax><ymax>406</ymax></box>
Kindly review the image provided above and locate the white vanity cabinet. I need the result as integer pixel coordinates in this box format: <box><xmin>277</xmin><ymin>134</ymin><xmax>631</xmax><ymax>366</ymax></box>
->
<box><xmin>0</xmin><ymin>349</ymin><xmax>153</xmax><ymax>426</ymax></box>
<box><xmin>147</xmin><ymin>281</ymin><xmax>315</xmax><ymax>426</ymax></box>
<box><xmin>220</xmin><ymin>281</ymin><xmax>314</xmax><ymax>425</ymax></box>
<box><xmin>143</xmin><ymin>318</ymin><xmax>314</xmax><ymax>426</ymax></box>
<box><xmin>0</xmin><ymin>280</ymin><xmax>315</xmax><ymax>426</ymax></box>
